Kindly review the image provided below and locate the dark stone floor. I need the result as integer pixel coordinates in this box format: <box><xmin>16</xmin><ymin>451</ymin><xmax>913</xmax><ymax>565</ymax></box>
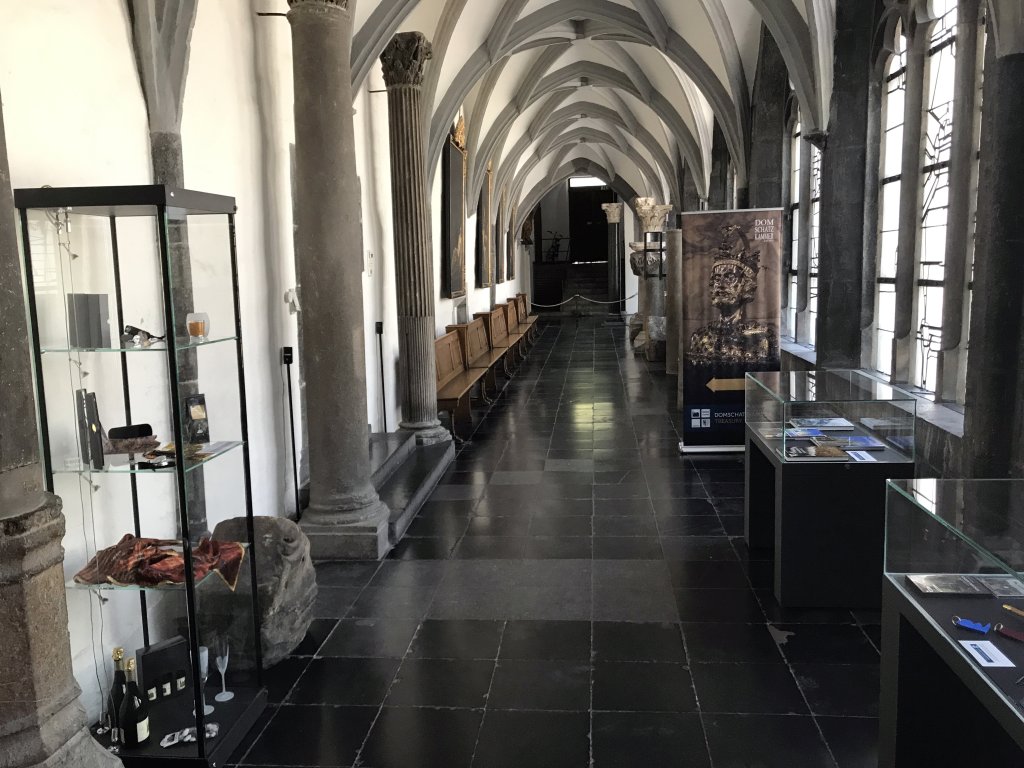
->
<box><xmin>230</xmin><ymin>317</ymin><xmax>880</xmax><ymax>767</ymax></box>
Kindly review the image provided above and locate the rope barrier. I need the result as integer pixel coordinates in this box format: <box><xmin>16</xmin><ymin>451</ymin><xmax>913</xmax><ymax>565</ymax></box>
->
<box><xmin>530</xmin><ymin>292</ymin><xmax>638</xmax><ymax>309</ymax></box>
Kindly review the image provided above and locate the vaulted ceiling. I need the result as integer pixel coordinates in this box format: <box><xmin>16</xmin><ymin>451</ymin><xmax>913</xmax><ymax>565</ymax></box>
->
<box><xmin>349</xmin><ymin>0</ymin><xmax>836</xmax><ymax>230</ymax></box>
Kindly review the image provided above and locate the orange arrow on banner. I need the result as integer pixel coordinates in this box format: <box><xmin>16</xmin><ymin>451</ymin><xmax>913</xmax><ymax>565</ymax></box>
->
<box><xmin>706</xmin><ymin>378</ymin><xmax>746</xmax><ymax>393</ymax></box>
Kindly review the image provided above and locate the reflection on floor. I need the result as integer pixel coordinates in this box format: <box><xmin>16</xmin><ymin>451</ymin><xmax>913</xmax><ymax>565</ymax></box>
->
<box><xmin>229</xmin><ymin>317</ymin><xmax>880</xmax><ymax>768</ymax></box>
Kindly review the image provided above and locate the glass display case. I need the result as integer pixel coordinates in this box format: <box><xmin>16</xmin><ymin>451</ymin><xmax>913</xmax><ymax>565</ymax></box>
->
<box><xmin>881</xmin><ymin>479</ymin><xmax>1024</xmax><ymax>762</ymax></box>
<box><xmin>15</xmin><ymin>185</ymin><xmax>266</xmax><ymax>766</ymax></box>
<box><xmin>745</xmin><ymin>369</ymin><xmax>917</xmax><ymax>463</ymax></box>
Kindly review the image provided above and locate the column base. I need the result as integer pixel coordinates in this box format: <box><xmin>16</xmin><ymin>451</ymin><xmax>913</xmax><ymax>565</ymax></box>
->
<box><xmin>400</xmin><ymin>421</ymin><xmax>452</xmax><ymax>446</ymax></box>
<box><xmin>300</xmin><ymin>497</ymin><xmax>390</xmax><ymax>561</ymax></box>
<box><xmin>26</xmin><ymin>728</ymin><xmax>123</xmax><ymax>768</ymax></box>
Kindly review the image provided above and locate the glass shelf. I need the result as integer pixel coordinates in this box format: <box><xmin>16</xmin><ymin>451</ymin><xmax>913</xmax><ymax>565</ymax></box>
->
<box><xmin>41</xmin><ymin>335</ymin><xmax>238</xmax><ymax>355</ymax></box>
<box><xmin>53</xmin><ymin>441</ymin><xmax>244</xmax><ymax>476</ymax></box>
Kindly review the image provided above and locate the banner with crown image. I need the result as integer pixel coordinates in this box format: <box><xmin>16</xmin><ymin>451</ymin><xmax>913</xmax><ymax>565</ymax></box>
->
<box><xmin>677</xmin><ymin>209</ymin><xmax>783</xmax><ymax>449</ymax></box>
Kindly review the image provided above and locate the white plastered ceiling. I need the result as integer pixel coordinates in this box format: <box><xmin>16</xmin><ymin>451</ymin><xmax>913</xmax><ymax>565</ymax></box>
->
<box><xmin>346</xmin><ymin>0</ymin><xmax>835</xmax><ymax>232</ymax></box>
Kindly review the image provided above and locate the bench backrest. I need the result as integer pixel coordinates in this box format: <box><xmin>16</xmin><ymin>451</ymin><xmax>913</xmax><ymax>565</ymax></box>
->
<box><xmin>435</xmin><ymin>331</ymin><xmax>467</xmax><ymax>390</ymax></box>
<box><xmin>475</xmin><ymin>308</ymin><xmax>509</xmax><ymax>347</ymax></box>
<box><xmin>502</xmin><ymin>300</ymin><xmax>520</xmax><ymax>332</ymax></box>
<box><xmin>516</xmin><ymin>295</ymin><xmax>529</xmax><ymax>322</ymax></box>
<box><xmin>446</xmin><ymin>318</ymin><xmax>491</xmax><ymax>367</ymax></box>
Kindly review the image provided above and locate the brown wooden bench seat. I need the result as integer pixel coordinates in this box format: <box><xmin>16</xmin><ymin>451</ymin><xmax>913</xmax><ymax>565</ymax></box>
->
<box><xmin>514</xmin><ymin>294</ymin><xmax>539</xmax><ymax>342</ymax></box>
<box><xmin>435</xmin><ymin>330</ymin><xmax>487</xmax><ymax>438</ymax></box>
<box><xmin>446</xmin><ymin>317</ymin><xmax>508</xmax><ymax>397</ymax></box>
<box><xmin>474</xmin><ymin>307</ymin><xmax>524</xmax><ymax>368</ymax></box>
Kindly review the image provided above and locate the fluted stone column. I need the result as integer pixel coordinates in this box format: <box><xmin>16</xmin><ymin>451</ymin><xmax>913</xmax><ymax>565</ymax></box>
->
<box><xmin>601</xmin><ymin>203</ymin><xmax>623</xmax><ymax>311</ymax></box>
<box><xmin>289</xmin><ymin>0</ymin><xmax>389</xmax><ymax>559</ymax></box>
<box><xmin>634</xmin><ymin>197</ymin><xmax>672</xmax><ymax>362</ymax></box>
<box><xmin>0</xmin><ymin>87</ymin><xmax>120</xmax><ymax>768</ymax></box>
<box><xmin>665</xmin><ymin>229</ymin><xmax>683</xmax><ymax>375</ymax></box>
<box><xmin>381</xmin><ymin>33</ymin><xmax>450</xmax><ymax>446</ymax></box>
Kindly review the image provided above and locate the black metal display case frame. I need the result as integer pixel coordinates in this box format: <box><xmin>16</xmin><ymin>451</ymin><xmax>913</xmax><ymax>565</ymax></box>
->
<box><xmin>15</xmin><ymin>184</ymin><xmax>266</xmax><ymax>766</ymax></box>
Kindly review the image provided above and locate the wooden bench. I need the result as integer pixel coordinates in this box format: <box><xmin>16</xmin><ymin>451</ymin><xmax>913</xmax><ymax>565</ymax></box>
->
<box><xmin>502</xmin><ymin>300</ymin><xmax>531</xmax><ymax>353</ymax></box>
<box><xmin>475</xmin><ymin>307</ymin><xmax>524</xmax><ymax>367</ymax></box>
<box><xmin>446</xmin><ymin>317</ymin><xmax>508</xmax><ymax>398</ymax></box>
<box><xmin>514</xmin><ymin>294</ymin><xmax>539</xmax><ymax>342</ymax></box>
<box><xmin>435</xmin><ymin>331</ymin><xmax>487</xmax><ymax>438</ymax></box>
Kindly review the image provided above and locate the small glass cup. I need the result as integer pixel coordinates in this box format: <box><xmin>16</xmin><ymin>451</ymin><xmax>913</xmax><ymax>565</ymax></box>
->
<box><xmin>186</xmin><ymin>312</ymin><xmax>210</xmax><ymax>343</ymax></box>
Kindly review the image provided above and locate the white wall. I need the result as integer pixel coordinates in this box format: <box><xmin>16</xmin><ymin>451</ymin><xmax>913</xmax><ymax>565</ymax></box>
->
<box><xmin>623</xmin><ymin>204</ymin><xmax>639</xmax><ymax>314</ymax></box>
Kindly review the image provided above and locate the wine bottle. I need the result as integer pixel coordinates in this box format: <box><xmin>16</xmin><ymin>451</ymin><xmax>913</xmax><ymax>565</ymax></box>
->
<box><xmin>119</xmin><ymin>658</ymin><xmax>150</xmax><ymax>747</ymax></box>
<box><xmin>108</xmin><ymin>647</ymin><xmax>127</xmax><ymax>744</ymax></box>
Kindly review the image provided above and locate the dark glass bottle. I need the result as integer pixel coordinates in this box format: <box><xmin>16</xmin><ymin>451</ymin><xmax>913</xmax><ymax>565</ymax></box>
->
<box><xmin>108</xmin><ymin>647</ymin><xmax>126</xmax><ymax>744</ymax></box>
<box><xmin>119</xmin><ymin>658</ymin><xmax>151</xmax><ymax>747</ymax></box>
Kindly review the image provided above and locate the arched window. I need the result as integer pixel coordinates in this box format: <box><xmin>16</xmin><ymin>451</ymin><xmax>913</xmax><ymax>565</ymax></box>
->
<box><xmin>786</xmin><ymin>116</ymin><xmax>801</xmax><ymax>338</ymax></box>
<box><xmin>807</xmin><ymin>142</ymin><xmax>822</xmax><ymax>347</ymax></box>
<box><xmin>874</xmin><ymin>21</ymin><xmax>906</xmax><ymax>377</ymax></box>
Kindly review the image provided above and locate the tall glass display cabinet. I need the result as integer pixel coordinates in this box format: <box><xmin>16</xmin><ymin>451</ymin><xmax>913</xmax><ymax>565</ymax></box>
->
<box><xmin>15</xmin><ymin>185</ymin><xmax>266</xmax><ymax>766</ymax></box>
<box><xmin>881</xmin><ymin>479</ymin><xmax>1024</xmax><ymax>765</ymax></box>
<box><xmin>743</xmin><ymin>369</ymin><xmax>918</xmax><ymax>608</ymax></box>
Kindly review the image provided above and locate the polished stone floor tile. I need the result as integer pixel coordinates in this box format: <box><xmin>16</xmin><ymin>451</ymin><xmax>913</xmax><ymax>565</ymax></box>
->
<box><xmin>528</xmin><ymin>515</ymin><xmax>592</xmax><ymax>536</ymax></box>
<box><xmin>473</xmin><ymin>710</ymin><xmax>590</xmax><ymax>768</ymax></box>
<box><xmin>347</xmin><ymin>586</ymin><xmax>437</xmax><ymax>620</ymax></box>
<box><xmin>523</xmin><ymin>535</ymin><xmax>594</xmax><ymax>559</ymax></box>
<box><xmin>651</xmin><ymin>496</ymin><xmax>720</xmax><ymax>516</ymax></box>
<box><xmin>466</xmin><ymin>516</ymin><xmax>531</xmax><ymax>536</ymax></box>
<box><xmin>262</xmin><ymin>656</ymin><xmax>310</xmax><ymax>703</ymax></box>
<box><xmin>702</xmin><ymin>713</ymin><xmax>836</xmax><ymax>768</ymax></box>
<box><xmin>674</xmin><ymin>588</ymin><xmax>766</xmax><ymax>623</ymax></box>
<box><xmin>592</xmin><ymin>621</ymin><xmax>686</xmax><ymax>662</ymax></box>
<box><xmin>756</xmin><ymin>592</ymin><xmax>858</xmax><ymax>625</ymax></box>
<box><xmin>593</xmin><ymin>661</ymin><xmax>697</xmax><ymax>712</ymax></box>
<box><xmin>682</xmin><ymin>623</ymin><xmax>785</xmax><ymax>664</ymax></box>
<box><xmin>320</xmin><ymin>618</ymin><xmax>420</xmax><ymax>658</ymax></box>
<box><xmin>593</xmin><ymin>515</ymin><xmax>659</xmax><ymax>537</ymax></box>
<box><xmin>291</xmin><ymin>618</ymin><xmax>340</xmax><ymax>656</ymax></box>
<box><xmin>691</xmin><ymin>662</ymin><xmax>809</xmax><ymax>715</ymax></box>
<box><xmin>387</xmin><ymin>536</ymin><xmax>459</xmax><ymax>560</ymax></box>
<box><xmin>592</xmin><ymin>712</ymin><xmax>711</xmax><ymax>768</ymax></box>
<box><xmin>451</xmin><ymin>536</ymin><xmax>528</xmax><ymax>560</ymax></box>
<box><xmin>289</xmin><ymin>657</ymin><xmax>400</xmax><ymax>706</ymax></box>
<box><xmin>792</xmin><ymin>663</ymin><xmax>881</xmax><ymax>717</ymax></box>
<box><xmin>666</xmin><ymin>559</ymin><xmax>752</xmax><ymax>589</ymax></box>
<box><xmin>315</xmin><ymin>561</ymin><xmax>379</xmax><ymax>588</ymax></box>
<box><xmin>816</xmin><ymin>716</ymin><xmax>879</xmax><ymax>768</ymax></box>
<box><xmin>241</xmin><ymin>705</ymin><xmax>376</xmax><ymax>767</ymax></box>
<box><xmin>313</xmin><ymin>586</ymin><xmax>362</xmax><ymax>619</ymax></box>
<box><xmin>407</xmin><ymin>619</ymin><xmax>504</xmax><ymax>660</ymax></box>
<box><xmin>386</xmin><ymin>658</ymin><xmax>495</xmax><ymax>708</ymax></box>
<box><xmin>656</xmin><ymin>514</ymin><xmax>727</xmax><ymax>536</ymax></box>
<box><xmin>404</xmin><ymin>512</ymin><xmax>472</xmax><ymax>538</ymax></box>
<box><xmin>359</xmin><ymin>707</ymin><xmax>483</xmax><ymax>768</ymax></box>
<box><xmin>593</xmin><ymin>498</ymin><xmax>654</xmax><ymax>516</ymax></box>
<box><xmin>488</xmin><ymin>659</ymin><xmax>591</xmax><ymax>710</ymax></box>
<box><xmin>499</xmin><ymin>620</ymin><xmax>592</xmax><ymax>661</ymax></box>
<box><xmin>772</xmin><ymin>623</ymin><xmax>880</xmax><ymax>664</ymax></box>
<box><xmin>593</xmin><ymin>536</ymin><xmax>664</xmax><ymax>559</ymax></box>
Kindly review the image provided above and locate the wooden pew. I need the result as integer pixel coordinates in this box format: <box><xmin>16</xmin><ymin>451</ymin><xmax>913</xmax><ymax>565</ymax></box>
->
<box><xmin>435</xmin><ymin>330</ymin><xmax>487</xmax><ymax>438</ymax></box>
<box><xmin>474</xmin><ymin>307</ymin><xmax>523</xmax><ymax>369</ymax></box>
<box><xmin>501</xmin><ymin>300</ymin><xmax>531</xmax><ymax>353</ymax></box>
<box><xmin>446</xmin><ymin>317</ymin><xmax>508</xmax><ymax>399</ymax></box>
<box><xmin>514</xmin><ymin>294</ymin><xmax>539</xmax><ymax>342</ymax></box>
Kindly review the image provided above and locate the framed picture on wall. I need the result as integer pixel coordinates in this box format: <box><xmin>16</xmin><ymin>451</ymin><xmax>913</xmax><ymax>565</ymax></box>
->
<box><xmin>441</xmin><ymin>123</ymin><xmax>467</xmax><ymax>299</ymax></box>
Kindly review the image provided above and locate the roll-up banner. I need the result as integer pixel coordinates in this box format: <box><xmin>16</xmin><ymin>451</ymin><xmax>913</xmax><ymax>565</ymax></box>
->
<box><xmin>678</xmin><ymin>209</ymin><xmax>783</xmax><ymax>451</ymax></box>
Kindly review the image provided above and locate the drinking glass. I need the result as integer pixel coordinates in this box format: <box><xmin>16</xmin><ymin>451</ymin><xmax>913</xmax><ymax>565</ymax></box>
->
<box><xmin>193</xmin><ymin>645</ymin><xmax>214</xmax><ymax>716</ymax></box>
<box><xmin>186</xmin><ymin>312</ymin><xmax>210</xmax><ymax>343</ymax></box>
<box><xmin>214</xmin><ymin>639</ymin><xmax>234</xmax><ymax>702</ymax></box>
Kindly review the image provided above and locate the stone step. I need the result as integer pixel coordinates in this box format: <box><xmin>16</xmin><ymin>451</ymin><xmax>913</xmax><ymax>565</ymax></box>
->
<box><xmin>369</xmin><ymin>431</ymin><xmax>417</xmax><ymax>487</ymax></box>
<box><xmin>381</xmin><ymin>440</ymin><xmax>455</xmax><ymax>544</ymax></box>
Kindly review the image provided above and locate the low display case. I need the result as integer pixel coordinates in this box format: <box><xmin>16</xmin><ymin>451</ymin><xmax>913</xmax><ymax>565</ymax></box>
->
<box><xmin>745</xmin><ymin>369</ymin><xmax>916</xmax><ymax>463</ymax></box>
<box><xmin>743</xmin><ymin>369</ymin><xmax>918</xmax><ymax>608</ymax></box>
<box><xmin>880</xmin><ymin>479</ymin><xmax>1024</xmax><ymax>765</ymax></box>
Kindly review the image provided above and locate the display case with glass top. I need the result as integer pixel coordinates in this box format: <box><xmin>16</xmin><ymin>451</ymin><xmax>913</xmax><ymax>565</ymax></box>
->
<box><xmin>745</xmin><ymin>369</ymin><xmax>917</xmax><ymax>463</ymax></box>
<box><xmin>15</xmin><ymin>185</ymin><xmax>266</xmax><ymax>766</ymax></box>
<box><xmin>880</xmin><ymin>479</ymin><xmax>1024</xmax><ymax>764</ymax></box>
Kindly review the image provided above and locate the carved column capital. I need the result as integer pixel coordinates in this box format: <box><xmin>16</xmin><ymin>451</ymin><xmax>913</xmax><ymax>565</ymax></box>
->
<box><xmin>601</xmin><ymin>202</ymin><xmax>623</xmax><ymax>224</ymax></box>
<box><xmin>381</xmin><ymin>32</ymin><xmax>433</xmax><ymax>88</ymax></box>
<box><xmin>633</xmin><ymin>197</ymin><xmax>672</xmax><ymax>233</ymax></box>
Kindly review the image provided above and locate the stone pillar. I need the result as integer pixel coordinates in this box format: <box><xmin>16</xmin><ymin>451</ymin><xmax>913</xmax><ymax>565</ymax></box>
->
<box><xmin>963</xmin><ymin>43</ymin><xmax>1024</xmax><ymax>477</ymax></box>
<box><xmin>892</xmin><ymin>27</ymin><xmax>929</xmax><ymax>382</ymax></box>
<box><xmin>748</xmin><ymin>26</ymin><xmax>788</xmax><ymax>210</ymax></box>
<box><xmin>665</xmin><ymin>229</ymin><xmax>683</xmax><ymax>375</ymax></box>
<box><xmin>289</xmin><ymin>0</ymin><xmax>389</xmax><ymax>559</ymax></box>
<box><xmin>935</xmin><ymin>0</ymin><xmax>983</xmax><ymax>402</ymax></box>
<box><xmin>814</xmin><ymin>0</ymin><xmax>880</xmax><ymax>368</ymax></box>
<box><xmin>602</xmin><ymin>203</ymin><xmax>623</xmax><ymax>312</ymax></box>
<box><xmin>0</xmin><ymin>87</ymin><xmax>119</xmax><ymax>768</ymax></box>
<box><xmin>380</xmin><ymin>33</ymin><xmax>449</xmax><ymax>446</ymax></box>
<box><xmin>634</xmin><ymin>197</ymin><xmax>672</xmax><ymax>362</ymax></box>
<box><xmin>708</xmin><ymin>124</ymin><xmax>730</xmax><ymax>210</ymax></box>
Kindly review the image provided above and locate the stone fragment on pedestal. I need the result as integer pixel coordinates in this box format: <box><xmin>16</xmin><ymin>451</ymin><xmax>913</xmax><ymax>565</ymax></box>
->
<box><xmin>200</xmin><ymin>516</ymin><xmax>316</xmax><ymax>669</ymax></box>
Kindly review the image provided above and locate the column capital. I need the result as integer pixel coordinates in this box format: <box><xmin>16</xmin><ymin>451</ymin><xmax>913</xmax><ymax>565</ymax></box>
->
<box><xmin>381</xmin><ymin>32</ymin><xmax>433</xmax><ymax>88</ymax></box>
<box><xmin>633</xmin><ymin>197</ymin><xmax>672</xmax><ymax>233</ymax></box>
<box><xmin>601</xmin><ymin>202</ymin><xmax>623</xmax><ymax>224</ymax></box>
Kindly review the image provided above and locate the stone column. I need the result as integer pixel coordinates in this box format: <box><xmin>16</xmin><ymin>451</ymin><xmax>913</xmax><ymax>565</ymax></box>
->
<box><xmin>963</xmin><ymin>41</ymin><xmax>1024</xmax><ymax>477</ymax></box>
<box><xmin>665</xmin><ymin>229</ymin><xmax>683</xmax><ymax>375</ymax></box>
<box><xmin>708</xmin><ymin>124</ymin><xmax>731</xmax><ymax>210</ymax></box>
<box><xmin>634</xmin><ymin>197</ymin><xmax>672</xmax><ymax>361</ymax></box>
<box><xmin>289</xmin><ymin>0</ymin><xmax>389</xmax><ymax>559</ymax></box>
<box><xmin>814</xmin><ymin>0</ymin><xmax>880</xmax><ymax>368</ymax></box>
<box><xmin>0</xmin><ymin>88</ymin><xmax>119</xmax><ymax>768</ymax></box>
<box><xmin>381</xmin><ymin>33</ymin><xmax>450</xmax><ymax>446</ymax></box>
<box><xmin>602</xmin><ymin>202</ymin><xmax>623</xmax><ymax>311</ymax></box>
<box><xmin>748</xmin><ymin>26</ymin><xmax>789</xmax><ymax>210</ymax></box>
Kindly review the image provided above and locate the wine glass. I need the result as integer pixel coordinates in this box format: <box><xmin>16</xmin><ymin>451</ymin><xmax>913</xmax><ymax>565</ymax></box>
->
<box><xmin>193</xmin><ymin>646</ymin><xmax>215</xmax><ymax>716</ymax></box>
<box><xmin>214</xmin><ymin>639</ymin><xmax>234</xmax><ymax>703</ymax></box>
